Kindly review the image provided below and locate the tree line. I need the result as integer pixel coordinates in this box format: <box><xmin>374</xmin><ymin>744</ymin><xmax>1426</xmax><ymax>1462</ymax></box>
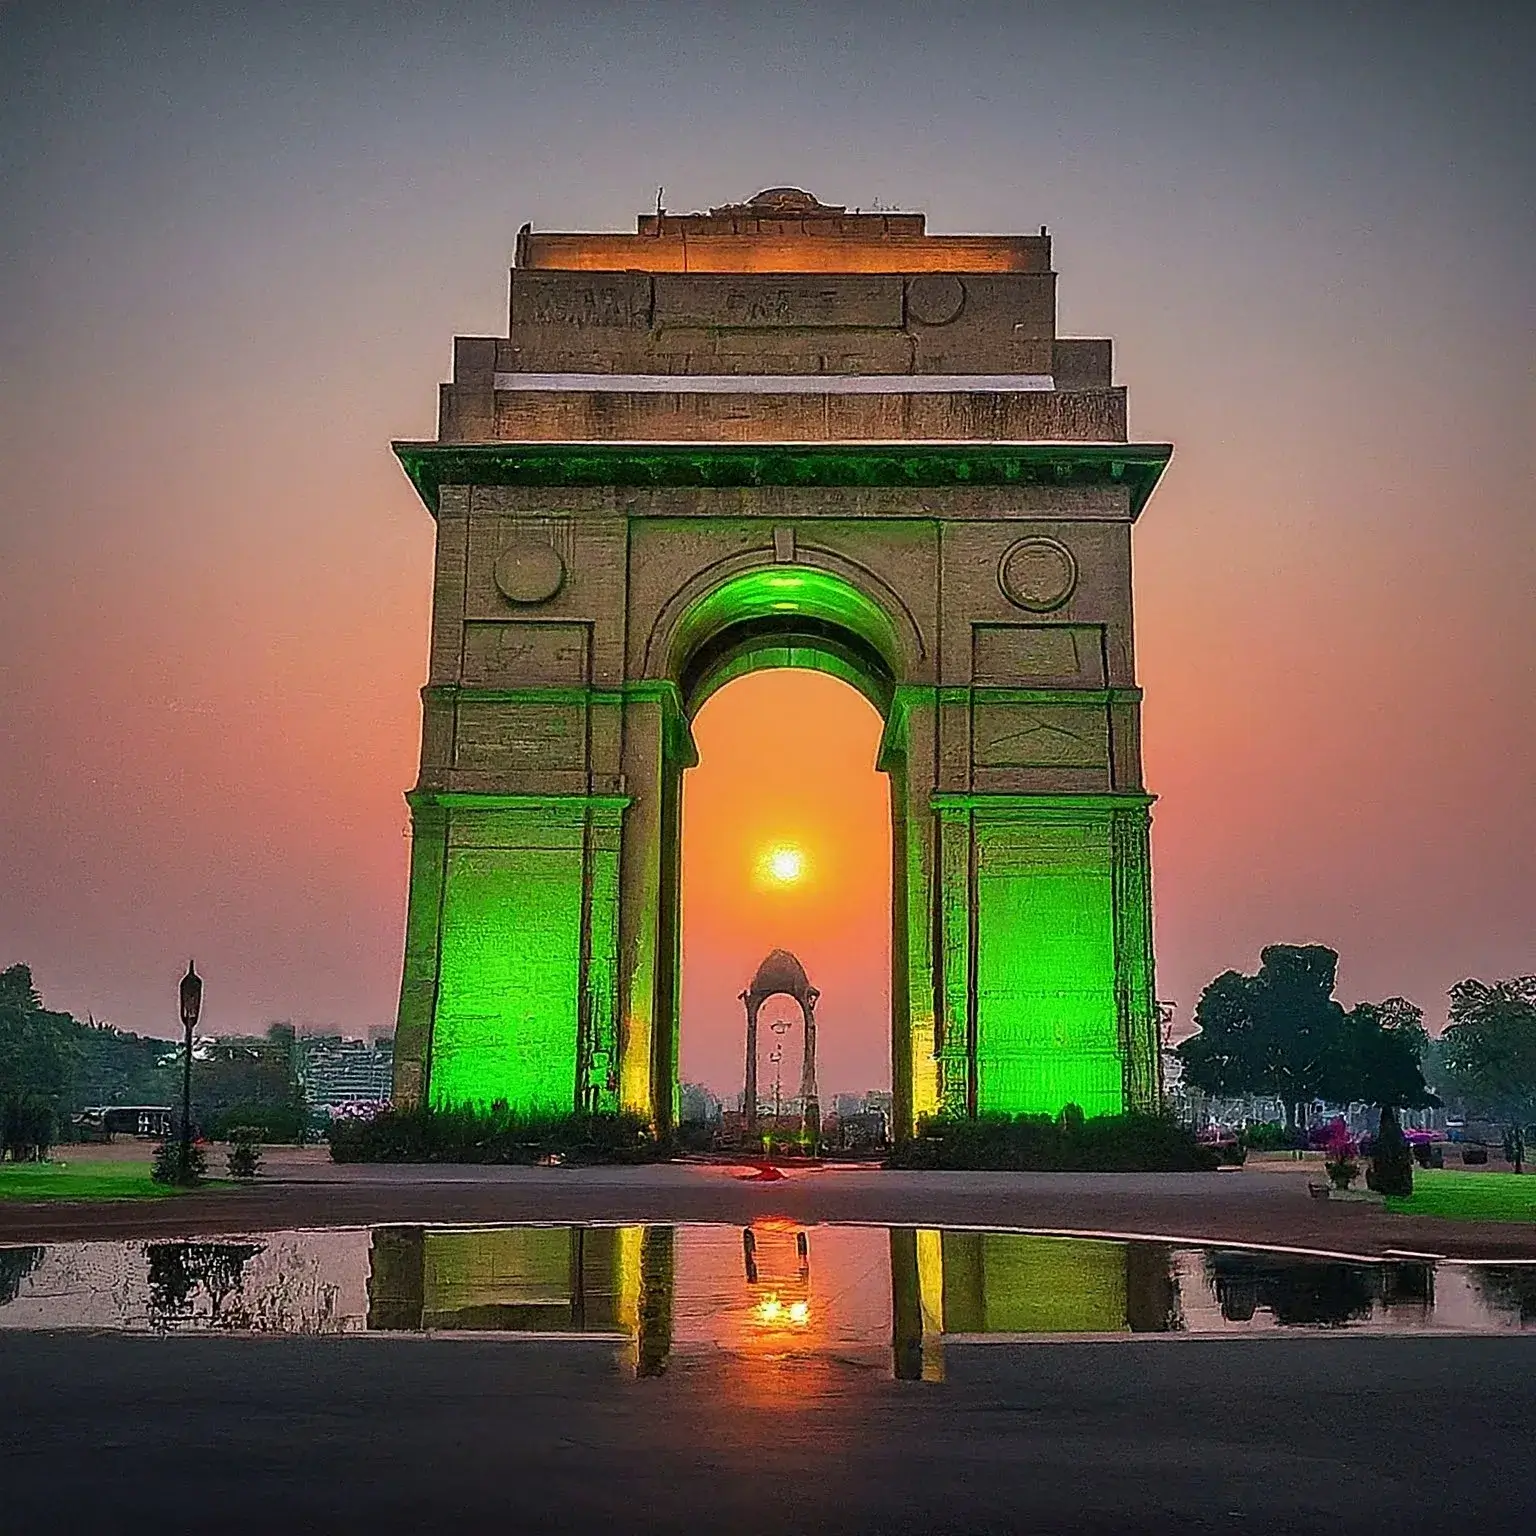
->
<box><xmin>0</xmin><ymin>964</ymin><xmax>307</xmax><ymax>1160</ymax></box>
<box><xmin>1176</xmin><ymin>943</ymin><xmax>1536</xmax><ymax>1141</ymax></box>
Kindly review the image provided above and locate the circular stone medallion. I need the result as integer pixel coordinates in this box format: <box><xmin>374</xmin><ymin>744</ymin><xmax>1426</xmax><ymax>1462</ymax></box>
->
<box><xmin>906</xmin><ymin>273</ymin><xmax>966</xmax><ymax>326</ymax></box>
<box><xmin>999</xmin><ymin>537</ymin><xmax>1078</xmax><ymax>611</ymax></box>
<box><xmin>493</xmin><ymin>539</ymin><xmax>565</xmax><ymax>604</ymax></box>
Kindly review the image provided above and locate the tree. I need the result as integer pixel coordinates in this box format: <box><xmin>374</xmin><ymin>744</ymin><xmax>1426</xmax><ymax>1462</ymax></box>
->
<box><xmin>1334</xmin><ymin>997</ymin><xmax>1437</xmax><ymax>1115</ymax></box>
<box><xmin>0</xmin><ymin>964</ymin><xmax>79</xmax><ymax>1159</ymax></box>
<box><xmin>191</xmin><ymin>1029</ymin><xmax>304</xmax><ymax>1137</ymax></box>
<box><xmin>72</xmin><ymin>1018</ymin><xmax>175</xmax><ymax>1111</ymax></box>
<box><xmin>1178</xmin><ymin>945</ymin><xmax>1349</xmax><ymax>1129</ymax></box>
<box><xmin>1333</xmin><ymin>999</ymin><xmax>1436</xmax><ymax>1196</ymax></box>
<box><xmin>1441</xmin><ymin>977</ymin><xmax>1536</xmax><ymax>1155</ymax></box>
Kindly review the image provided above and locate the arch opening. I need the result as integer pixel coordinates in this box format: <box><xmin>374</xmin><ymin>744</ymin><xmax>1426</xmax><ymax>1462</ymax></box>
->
<box><xmin>666</xmin><ymin>566</ymin><xmax>908</xmax><ymax>720</ymax></box>
<box><xmin>674</xmin><ymin>662</ymin><xmax>894</xmax><ymax>1145</ymax></box>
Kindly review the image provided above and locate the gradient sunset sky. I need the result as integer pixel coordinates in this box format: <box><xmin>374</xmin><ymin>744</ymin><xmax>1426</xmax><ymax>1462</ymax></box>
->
<box><xmin>1</xmin><ymin>1</ymin><xmax>1530</xmax><ymax>1097</ymax></box>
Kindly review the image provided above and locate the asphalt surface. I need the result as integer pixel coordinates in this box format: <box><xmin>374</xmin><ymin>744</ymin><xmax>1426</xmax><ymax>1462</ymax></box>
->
<box><xmin>3</xmin><ymin>1331</ymin><xmax>1534</xmax><ymax>1534</ymax></box>
<box><xmin>5</xmin><ymin>1159</ymin><xmax>1534</xmax><ymax>1259</ymax></box>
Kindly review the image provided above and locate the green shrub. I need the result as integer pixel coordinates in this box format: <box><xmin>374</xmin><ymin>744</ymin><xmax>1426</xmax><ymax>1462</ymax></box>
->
<box><xmin>1325</xmin><ymin>1155</ymin><xmax>1360</xmax><ymax>1189</ymax></box>
<box><xmin>225</xmin><ymin>1133</ymin><xmax>262</xmax><ymax>1180</ymax></box>
<box><xmin>886</xmin><ymin>1111</ymin><xmax>1220</xmax><ymax>1172</ymax></box>
<box><xmin>203</xmin><ymin>1101</ymin><xmax>308</xmax><ymax>1145</ymax></box>
<box><xmin>1</xmin><ymin>1092</ymin><xmax>59</xmax><ymax>1162</ymax></box>
<box><xmin>151</xmin><ymin>1139</ymin><xmax>207</xmax><ymax>1186</ymax></box>
<box><xmin>326</xmin><ymin>1104</ymin><xmax>662</xmax><ymax>1165</ymax></box>
<box><xmin>672</xmin><ymin>1120</ymin><xmax>717</xmax><ymax>1153</ymax></box>
<box><xmin>1240</xmin><ymin>1121</ymin><xmax>1296</xmax><ymax>1152</ymax></box>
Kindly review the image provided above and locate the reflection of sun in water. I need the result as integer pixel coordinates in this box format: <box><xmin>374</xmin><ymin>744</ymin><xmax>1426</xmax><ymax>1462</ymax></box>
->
<box><xmin>765</xmin><ymin>847</ymin><xmax>804</xmax><ymax>884</ymax></box>
<box><xmin>753</xmin><ymin>1293</ymin><xmax>811</xmax><ymax>1327</ymax></box>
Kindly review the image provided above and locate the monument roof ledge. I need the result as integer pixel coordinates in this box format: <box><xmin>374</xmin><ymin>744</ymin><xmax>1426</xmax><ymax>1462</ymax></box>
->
<box><xmin>391</xmin><ymin>439</ymin><xmax>1173</xmax><ymax>520</ymax></box>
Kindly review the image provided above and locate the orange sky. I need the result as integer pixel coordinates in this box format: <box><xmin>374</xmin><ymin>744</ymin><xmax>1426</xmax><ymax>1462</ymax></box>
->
<box><xmin>0</xmin><ymin>5</ymin><xmax>1530</xmax><ymax>1078</ymax></box>
<box><xmin>681</xmin><ymin>673</ymin><xmax>891</xmax><ymax>1101</ymax></box>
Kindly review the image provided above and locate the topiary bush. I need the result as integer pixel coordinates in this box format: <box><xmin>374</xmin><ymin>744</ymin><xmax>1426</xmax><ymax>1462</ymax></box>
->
<box><xmin>326</xmin><ymin>1103</ymin><xmax>662</xmax><ymax>1165</ymax></box>
<box><xmin>1366</xmin><ymin>1105</ymin><xmax>1414</xmax><ymax>1197</ymax></box>
<box><xmin>886</xmin><ymin>1110</ymin><xmax>1220</xmax><ymax>1172</ymax></box>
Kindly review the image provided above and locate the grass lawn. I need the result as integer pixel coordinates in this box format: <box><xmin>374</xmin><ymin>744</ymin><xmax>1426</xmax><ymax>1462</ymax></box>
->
<box><xmin>0</xmin><ymin>1157</ymin><xmax>177</xmax><ymax>1201</ymax></box>
<box><xmin>1386</xmin><ymin>1168</ymin><xmax>1536</xmax><ymax>1223</ymax></box>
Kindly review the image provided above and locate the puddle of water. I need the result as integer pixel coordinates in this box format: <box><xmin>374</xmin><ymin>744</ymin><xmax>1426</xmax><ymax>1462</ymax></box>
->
<box><xmin>2</xmin><ymin>1226</ymin><xmax>1531</xmax><ymax>1378</ymax></box>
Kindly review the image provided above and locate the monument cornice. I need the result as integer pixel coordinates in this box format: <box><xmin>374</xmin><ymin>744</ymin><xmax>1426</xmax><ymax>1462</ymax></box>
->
<box><xmin>393</xmin><ymin>440</ymin><xmax>1173</xmax><ymax>520</ymax></box>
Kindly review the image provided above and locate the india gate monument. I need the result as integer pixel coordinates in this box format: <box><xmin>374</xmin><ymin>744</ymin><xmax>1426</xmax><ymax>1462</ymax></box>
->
<box><xmin>390</xmin><ymin>188</ymin><xmax>1171</xmax><ymax>1140</ymax></box>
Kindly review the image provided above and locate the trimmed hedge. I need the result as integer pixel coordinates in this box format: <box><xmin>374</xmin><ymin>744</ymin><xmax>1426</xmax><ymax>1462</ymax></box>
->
<box><xmin>886</xmin><ymin>1109</ymin><xmax>1221</xmax><ymax>1172</ymax></box>
<box><xmin>326</xmin><ymin>1104</ymin><xmax>662</xmax><ymax>1165</ymax></box>
<box><xmin>203</xmin><ymin>1101</ymin><xmax>308</xmax><ymax>1144</ymax></box>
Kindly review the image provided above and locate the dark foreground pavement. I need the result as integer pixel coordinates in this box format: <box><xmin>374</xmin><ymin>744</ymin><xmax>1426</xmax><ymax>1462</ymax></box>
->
<box><xmin>3</xmin><ymin>1332</ymin><xmax>1534</xmax><ymax>1534</ymax></box>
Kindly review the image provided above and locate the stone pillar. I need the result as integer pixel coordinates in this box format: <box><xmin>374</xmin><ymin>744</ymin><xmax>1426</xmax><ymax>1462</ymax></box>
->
<box><xmin>392</xmin><ymin>798</ymin><xmax>448</xmax><ymax>1109</ymax></box>
<box><xmin>396</xmin><ymin>793</ymin><xmax>628</xmax><ymax>1112</ymax></box>
<box><xmin>799</xmin><ymin>993</ymin><xmax>820</xmax><ymax>1147</ymax></box>
<box><xmin>881</xmin><ymin>690</ymin><xmax>940</xmax><ymax>1140</ymax></box>
<box><xmin>927</xmin><ymin>792</ymin><xmax>1160</xmax><ymax>1118</ymax></box>
<box><xmin>742</xmin><ymin>994</ymin><xmax>760</xmax><ymax>1133</ymax></box>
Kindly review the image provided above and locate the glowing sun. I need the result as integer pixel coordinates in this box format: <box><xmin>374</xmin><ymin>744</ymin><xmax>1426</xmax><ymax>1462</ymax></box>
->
<box><xmin>764</xmin><ymin>846</ymin><xmax>805</xmax><ymax>884</ymax></box>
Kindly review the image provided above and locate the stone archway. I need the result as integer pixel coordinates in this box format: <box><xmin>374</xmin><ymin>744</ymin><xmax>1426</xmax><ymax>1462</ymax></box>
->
<box><xmin>389</xmin><ymin>191</ymin><xmax>1171</xmax><ymax>1141</ymax></box>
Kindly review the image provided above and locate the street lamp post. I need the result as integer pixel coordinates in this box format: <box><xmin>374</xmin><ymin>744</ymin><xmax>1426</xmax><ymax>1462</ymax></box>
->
<box><xmin>770</xmin><ymin>1018</ymin><xmax>792</xmax><ymax>1123</ymax></box>
<box><xmin>178</xmin><ymin>961</ymin><xmax>203</xmax><ymax>1183</ymax></box>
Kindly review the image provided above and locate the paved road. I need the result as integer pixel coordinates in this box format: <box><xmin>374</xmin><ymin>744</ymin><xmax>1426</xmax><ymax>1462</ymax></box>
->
<box><xmin>5</xmin><ymin>1159</ymin><xmax>1534</xmax><ymax>1259</ymax></box>
<box><xmin>3</xmin><ymin>1332</ymin><xmax>1534</xmax><ymax>1533</ymax></box>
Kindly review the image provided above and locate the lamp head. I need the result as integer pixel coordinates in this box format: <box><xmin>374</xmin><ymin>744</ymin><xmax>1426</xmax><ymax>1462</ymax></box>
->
<box><xmin>179</xmin><ymin>960</ymin><xmax>203</xmax><ymax>1031</ymax></box>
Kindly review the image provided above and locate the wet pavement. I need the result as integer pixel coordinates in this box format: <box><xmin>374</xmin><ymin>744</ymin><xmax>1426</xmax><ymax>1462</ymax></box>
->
<box><xmin>4</xmin><ymin>1222</ymin><xmax>1535</xmax><ymax>1531</ymax></box>
<box><xmin>7</xmin><ymin>1159</ymin><xmax>1536</xmax><ymax>1259</ymax></box>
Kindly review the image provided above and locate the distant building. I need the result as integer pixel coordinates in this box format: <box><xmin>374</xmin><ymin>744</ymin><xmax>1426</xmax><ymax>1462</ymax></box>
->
<box><xmin>824</xmin><ymin>1090</ymin><xmax>892</xmax><ymax>1150</ymax></box>
<box><xmin>680</xmin><ymin>1082</ymin><xmax>723</xmax><ymax>1124</ymax></box>
<box><xmin>298</xmin><ymin>1035</ymin><xmax>394</xmax><ymax>1116</ymax></box>
<box><xmin>828</xmin><ymin>1112</ymin><xmax>888</xmax><ymax>1151</ymax></box>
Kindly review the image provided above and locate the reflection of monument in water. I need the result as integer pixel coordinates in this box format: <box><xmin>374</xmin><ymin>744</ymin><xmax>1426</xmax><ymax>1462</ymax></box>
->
<box><xmin>889</xmin><ymin>1230</ymin><xmax>1180</xmax><ymax>1379</ymax></box>
<box><xmin>368</xmin><ymin>1224</ymin><xmax>677</xmax><ymax>1376</ymax></box>
<box><xmin>365</xmin><ymin>1222</ymin><xmax>1192</xmax><ymax>1380</ymax></box>
<box><xmin>8</xmin><ymin>1226</ymin><xmax>1478</xmax><ymax>1346</ymax></box>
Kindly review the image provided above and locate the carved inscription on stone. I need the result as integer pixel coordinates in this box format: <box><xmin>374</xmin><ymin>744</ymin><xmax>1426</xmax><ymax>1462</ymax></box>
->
<box><xmin>511</xmin><ymin>273</ymin><xmax>652</xmax><ymax>328</ymax></box>
<box><xmin>461</xmin><ymin>622</ymin><xmax>589</xmax><ymax>687</ymax></box>
<box><xmin>973</xmin><ymin>624</ymin><xmax>1106</xmax><ymax>687</ymax></box>
<box><xmin>973</xmin><ymin>706</ymin><xmax>1108</xmax><ymax>768</ymax></box>
<box><xmin>453</xmin><ymin>701</ymin><xmax>586</xmax><ymax>773</ymax></box>
<box><xmin>653</xmin><ymin>275</ymin><xmax>902</xmax><ymax>329</ymax></box>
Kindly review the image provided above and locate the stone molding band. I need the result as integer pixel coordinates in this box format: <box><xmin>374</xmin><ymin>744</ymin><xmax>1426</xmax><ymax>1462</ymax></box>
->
<box><xmin>492</xmin><ymin>372</ymin><xmax>1056</xmax><ymax>393</ymax></box>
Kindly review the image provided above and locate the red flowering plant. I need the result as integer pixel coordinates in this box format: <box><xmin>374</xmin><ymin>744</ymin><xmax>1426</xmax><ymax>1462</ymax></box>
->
<box><xmin>1319</xmin><ymin>1117</ymin><xmax>1360</xmax><ymax>1189</ymax></box>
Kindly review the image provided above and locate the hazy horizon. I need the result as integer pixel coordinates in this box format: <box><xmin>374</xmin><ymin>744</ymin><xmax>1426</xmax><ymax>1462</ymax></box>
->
<box><xmin>2</xmin><ymin>2</ymin><xmax>1531</xmax><ymax>1093</ymax></box>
